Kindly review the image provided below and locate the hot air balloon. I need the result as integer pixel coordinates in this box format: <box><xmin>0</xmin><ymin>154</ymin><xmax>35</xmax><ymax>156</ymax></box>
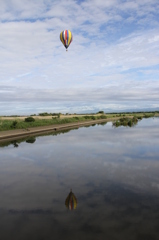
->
<box><xmin>65</xmin><ymin>189</ymin><xmax>77</xmax><ymax>210</ymax></box>
<box><xmin>60</xmin><ymin>30</ymin><xmax>73</xmax><ymax>51</ymax></box>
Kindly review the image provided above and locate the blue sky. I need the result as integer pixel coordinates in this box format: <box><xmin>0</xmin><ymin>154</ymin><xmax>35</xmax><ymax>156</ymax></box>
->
<box><xmin>0</xmin><ymin>0</ymin><xmax>159</xmax><ymax>114</ymax></box>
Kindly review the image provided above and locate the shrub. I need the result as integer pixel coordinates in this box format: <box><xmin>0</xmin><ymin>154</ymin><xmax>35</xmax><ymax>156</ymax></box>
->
<box><xmin>11</xmin><ymin>120</ymin><xmax>18</xmax><ymax>128</ymax></box>
<box><xmin>84</xmin><ymin>116</ymin><xmax>91</xmax><ymax>119</ymax></box>
<box><xmin>100</xmin><ymin>115</ymin><xmax>107</xmax><ymax>119</ymax></box>
<box><xmin>113</xmin><ymin>117</ymin><xmax>138</xmax><ymax>128</ymax></box>
<box><xmin>137</xmin><ymin>116</ymin><xmax>143</xmax><ymax>120</ymax></box>
<box><xmin>91</xmin><ymin>116</ymin><xmax>96</xmax><ymax>120</ymax></box>
<box><xmin>115</xmin><ymin>121</ymin><xmax>120</xmax><ymax>127</ymax></box>
<box><xmin>25</xmin><ymin>117</ymin><xmax>35</xmax><ymax>122</ymax></box>
<box><xmin>144</xmin><ymin>114</ymin><xmax>154</xmax><ymax>118</ymax></box>
<box><xmin>133</xmin><ymin>117</ymin><xmax>138</xmax><ymax>123</ymax></box>
<box><xmin>73</xmin><ymin>117</ymin><xmax>79</xmax><ymax>120</ymax></box>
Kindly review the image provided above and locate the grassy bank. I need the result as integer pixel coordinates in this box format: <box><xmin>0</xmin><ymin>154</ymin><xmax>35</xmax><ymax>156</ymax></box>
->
<box><xmin>0</xmin><ymin>115</ymin><xmax>107</xmax><ymax>131</ymax></box>
<box><xmin>0</xmin><ymin>122</ymin><xmax>108</xmax><ymax>147</ymax></box>
<box><xmin>0</xmin><ymin>112</ymin><xmax>157</xmax><ymax>132</ymax></box>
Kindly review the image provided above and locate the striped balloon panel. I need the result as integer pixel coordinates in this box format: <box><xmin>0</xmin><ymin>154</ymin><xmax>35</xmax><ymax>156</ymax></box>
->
<box><xmin>65</xmin><ymin>192</ymin><xmax>77</xmax><ymax>210</ymax></box>
<box><xmin>60</xmin><ymin>30</ymin><xmax>73</xmax><ymax>49</ymax></box>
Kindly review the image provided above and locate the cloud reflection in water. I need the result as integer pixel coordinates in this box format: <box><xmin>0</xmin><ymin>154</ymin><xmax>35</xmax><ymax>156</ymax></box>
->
<box><xmin>0</xmin><ymin>118</ymin><xmax>159</xmax><ymax>239</ymax></box>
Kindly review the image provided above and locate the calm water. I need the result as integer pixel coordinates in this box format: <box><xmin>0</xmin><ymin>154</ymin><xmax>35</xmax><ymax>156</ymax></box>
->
<box><xmin>0</xmin><ymin>118</ymin><xmax>159</xmax><ymax>240</ymax></box>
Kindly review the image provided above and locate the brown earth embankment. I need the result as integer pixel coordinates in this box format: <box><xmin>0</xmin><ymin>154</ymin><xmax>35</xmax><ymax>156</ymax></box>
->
<box><xmin>0</xmin><ymin>117</ymin><xmax>126</xmax><ymax>143</ymax></box>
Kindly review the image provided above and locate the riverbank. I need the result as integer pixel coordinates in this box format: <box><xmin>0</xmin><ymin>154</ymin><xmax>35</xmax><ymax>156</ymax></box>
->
<box><xmin>0</xmin><ymin>117</ymin><xmax>123</xmax><ymax>142</ymax></box>
<box><xmin>0</xmin><ymin>112</ymin><xmax>158</xmax><ymax>143</ymax></box>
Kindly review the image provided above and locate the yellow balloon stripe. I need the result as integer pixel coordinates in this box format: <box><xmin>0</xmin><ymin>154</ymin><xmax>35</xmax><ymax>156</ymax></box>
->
<box><xmin>60</xmin><ymin>32</ymin><xmax>65</xmax><ymax>45</ymax></box>
<box><xmin>68</xmin><ymin>30</ymin><xmax>72</xmax><ymax>45</ymax></box>
<box><xmin>72</xmin><ymin>195</ymin><xmax>77</xmax><ymax>209</ymax></box>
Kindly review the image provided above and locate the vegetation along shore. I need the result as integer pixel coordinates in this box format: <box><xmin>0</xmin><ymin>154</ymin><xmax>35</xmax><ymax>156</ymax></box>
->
<box><xmin>0</xmin><ymin>111</ymin><xmax>158</xmax><ymax>142</ymax></box>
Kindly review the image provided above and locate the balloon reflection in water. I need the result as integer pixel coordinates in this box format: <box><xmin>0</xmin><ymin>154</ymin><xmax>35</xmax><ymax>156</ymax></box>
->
<box><xmin>65</xmin><ymin>189</ymin><xmax>77</xmax><ymax>210</ymax></box>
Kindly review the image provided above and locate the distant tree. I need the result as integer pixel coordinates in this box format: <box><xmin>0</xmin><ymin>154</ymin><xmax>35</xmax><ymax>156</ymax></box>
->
<box><xmin>98</xmin><ymin>111</ymin><xmax>104</xmax><ymax>114</ymax></box>
<box><xmin>38</xmin><ymin>112</ymin><xmax>53</xmax><ymax>116</ymax></box>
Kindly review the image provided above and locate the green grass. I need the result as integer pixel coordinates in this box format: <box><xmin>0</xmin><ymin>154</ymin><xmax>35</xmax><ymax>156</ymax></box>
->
<box><xmin>0</xmin><ymin>115</ymin><xmax>107</xmax><ymax>131</ymax></box>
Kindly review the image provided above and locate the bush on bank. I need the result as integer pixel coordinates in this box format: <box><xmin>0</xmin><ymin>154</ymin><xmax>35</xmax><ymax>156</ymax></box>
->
<box><xmin>25</xmin><ymin>117</ymin><xmax>35</xmax><ymax>122</ymax></box>
<box><xmin>112</xmin><ymin>117</ymin><xmax>139</xmax><ymax>128</ymax></box>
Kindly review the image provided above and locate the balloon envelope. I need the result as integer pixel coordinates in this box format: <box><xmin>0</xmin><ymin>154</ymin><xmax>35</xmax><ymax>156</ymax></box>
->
<box><xmin>60</xmin><ymin>30</ymin><xmax>73</xmax><ymax>49</ymax></box>
<box><xmin>65</xmin><ymin>190</ymin><xmax>77</xmax><ymax>210</ymax></box>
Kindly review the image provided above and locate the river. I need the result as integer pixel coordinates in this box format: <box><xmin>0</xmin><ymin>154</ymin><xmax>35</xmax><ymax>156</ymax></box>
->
<box><xmin>0</xmin><ymin>118</ymin><xmax>159</xmax><ymax>240</ymax></box>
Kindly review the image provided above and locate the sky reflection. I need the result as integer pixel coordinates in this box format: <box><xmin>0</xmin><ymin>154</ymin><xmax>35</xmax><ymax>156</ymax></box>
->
<box><xmin>0</xmin><ymin>118</ymin><xmax>159</xmax><ymax>239</ymax></box>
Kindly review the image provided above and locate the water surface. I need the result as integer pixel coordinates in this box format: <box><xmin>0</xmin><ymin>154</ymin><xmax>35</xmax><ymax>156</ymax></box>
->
<box><xmin>0</xmin><ymin>118</ymin><xmax>159</xmax><ymax>240</ymax></box>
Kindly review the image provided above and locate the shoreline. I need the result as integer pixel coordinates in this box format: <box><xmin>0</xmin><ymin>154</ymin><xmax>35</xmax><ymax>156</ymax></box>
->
<box><xmin>0</xmin><ymin>117</ymin><xmax>123</xmax><ymax>143</ymax></box>
<box><xmin>0</xmin><ymin>114</ymin><xmax>157</xmax><ymax>143</ymax></box>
